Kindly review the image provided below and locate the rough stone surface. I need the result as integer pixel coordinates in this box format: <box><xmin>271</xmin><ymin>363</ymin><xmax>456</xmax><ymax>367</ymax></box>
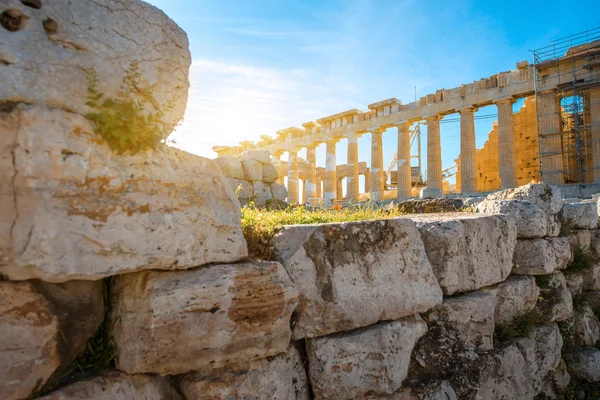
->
<box><xmin>512</xmin><ymin>238</ymin><xmax>571</xmax><ymax>275</ymax></box>
<box><xmin>482</xmin><ymin>275</ymin><xmax>540</xmax><ymax>325</ymax></box>
<box><xmin>252</xmin><ymin>181</ymin><xmax>273</xmax><ymax>206</ymax></box>
<box><xmin>561</xmin><ymin>201</ymin><xmax>599</xmax><ymax>230</ymax></box>
<box><xmin>484</xmin><ymin>183</ymin><xmax>562</xmax><ymax>215</ymax></box>
<box><xmin>0</xmin><ymin>0</ymin><xmax>190</xmax><ymax>135</ymax></box>
<box><xmin>0</xmin><ymin>105</ymin><xmax>247</xmax><ymax>282</ymax></box>
<box><xmin>429</xmin><ymin>291</ymin><xmax>495</xmax><ymax>350</ymax></box>
<box><xmin>477</xmin><ymin>199</ymin><xmax>547</xmax><ymax>238</ymax></box>
<box><xmin>536</xmin><ymin>272</ymin><xmax>574</xmax><ymax>323</ymax></box>
<box><xmin>179</xmin><ymin>346</ymin><xmax>309</xmax><ymax>400</ymax></box>
<box><xmin>569</xmin><ymin>305</ymin><xmax>600</xmax><ymax>347</ymax></box>
<box><xmin>240</xmin><ymin>149</ymin><xmax>271</xmax><ymax>164</ymax></box>
<box><xmin>271</xmin><ymin>218</ymin><xmax>442</xmax><ymax>339</ymax></box>
<box><xmin>463</xmin><ymin>196</ymin><xmax>485</xmax><ymax>208</ymax></box>
<box><xmin>262</xmin><ymin>163</ymin><xmax>280</xmax><ymax>183</ymax></box>
<box><xmin>566</xmin><ymin>347</ymin><xmax>600</xmax><ymax>382</ymax></box>
<box><xmin>591</xmin><ymin>230</ymin><xmax>600</xmax><ymax>258</ymax></box>
<box><xmin>410</xmin><ymin>213</ymin><xmax>517</xmax><ymax>295</ymax></box>
<box><xmin>242</xmin><ymin>159</ymin><xmax>263</xmax><ymax>182</ymax></box>
<box><xmin>215</xmin><ymin>156</ymin><xmax>245</xmax><ymax>180</ymax></box>
<box><xmin>227</xmin><ymin>178</ymin><xmax>252</xmax><ymax>200</ymax></box>
<box><xmin>110</xmin><ymin>261</ymin><xmax>298</xmax><ymax>375</ymax></box>
<box><xmin>0</xmin><ymin>280</ymin><xmax>104</xmax><ymax>400</ymax></box>
<box><xmin>271</xmin><ymin>182</ymin><xmax>288</xmax><ymax>202</ymax></box>
<box><xmin>565</xmin><ymin>273</ymin><xmax>584</xmax><ymax>297</ymax></box>
<box><xmin>420</xmin><ymin>187</ymin><xmax>443</xmax><ymax>199</ymax></box>
<box><xmin>395</xmin><ymin>381</ymin><xmax>457</xmax><ymax>400</ymax></box>
<box><xmin>39</xmin><ymin>372</ymin><xmax>181</xmax><ymax>400</ymax></box>
<box><xmin>567</xmin><ymin>229</ymin><xmax>591</xmax><ymax>252</ymax></box>
<box><xmin>583</xmin><ymin>265</ymin><xmax>600</xmax><ymax>291</ymax></box>
<box><xmin>308</xmin><ymin>316</ymin><xmax>428</xmax><ymax>400</ymax></box>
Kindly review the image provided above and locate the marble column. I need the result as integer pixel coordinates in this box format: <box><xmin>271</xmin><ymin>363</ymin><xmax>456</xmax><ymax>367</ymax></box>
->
<box><xmin>426</xmin><ymin>115</ymin><xmax>443</xmax><ymax>190</ymax></box>
<box><xmin>365</xmin><ymin>170</ymin><xmax>371</xmax><ymax>193</ymax></box>
<box><xmin>370</xmin><ymin>128</ymin><xmax>385</xmax><ymax>201</ymax></box>
<box><xmin>287</xmin><ymin>149</ymin><xmax>299</xmax><ymax>204</ymax></box>
<box><xmin>306</xmin><ymin>144</ymin><xmax>317</xmax><ymax>200</ymax></box>
<box><xmin>396</xmin><ymin>121</ymin><xmax>412</xmax><ymax>200</ymax></box>
<box><xmin>302</xmin><ymin>179</ymin><xmax>307</xmax><ymax>204</ymax></box>
<box><xmin>316</xmin><ymin>173</ymin><xmax>322</xmax><ymax>198</ymax></box>
<box><xmin>347</xmin><ymin>132</ymin><xmax>360</xmax><ymax>202</ymax></box>
<box><xmin>459</xmin><ymin>106</ymin><xmax>478</xmax><ymax>194</ymax></box>
<box><xmin>496</xmin><ymin>99</ymin><xmax>518</xmax><ymax>188</ymax></box>
<box><xmin>324</xmin><ymin>139</ymin><xmax>338</xmax><ymax>205</ymax></box>
<box><xmin>336</xmin><ymin>178</ymin><xmax>343</xmax><ymax>199</ymax></box>
<box><xmin>538</xmin><ymin>90</ymin><xmax>564</xmax><ymax>185</ymax></box>
<box><xmin>590</xmin><ymin>86</ymin><xmax>600</xmax><ymax>182</ymax></box>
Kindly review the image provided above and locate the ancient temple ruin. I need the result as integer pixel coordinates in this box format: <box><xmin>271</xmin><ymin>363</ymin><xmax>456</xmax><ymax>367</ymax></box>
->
<box><xmin>214</xmin><ymin>27</ymin><xmax>600</xmax><ymax>204</ymax></box>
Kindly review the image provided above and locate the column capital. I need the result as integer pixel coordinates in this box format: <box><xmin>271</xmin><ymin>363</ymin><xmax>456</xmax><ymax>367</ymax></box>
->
<box><xmin>394</xmin><ymin>120</ymin><xmax>414</xmax><ymax>129</ymax></box>
<box><xmin>368</xmin><ymin>127</ymin><xmax>385</xmax><ymax>135</ymax></box>
<box><xmin>458</xmin><ymin>105</ymin><xmax>478</xmax><ymax>114</ymax></box>
<box><xmin>494</xmin><ymin>97</ymin><xmax>516</xmax><ymax>106</ymax></box>
<box><xmin>305</xmin><ymin>142</ymin><xmax>319</xmax><ymax>150</ymax></box>
<box><xmin>424</xmin><ymin>114</ymin><xmax>442</xmax><ymax>122</ymax></box>
<box><xmin>538</xmin><ymin>88</ymin><xmax>558</xmax><ymax>96</ymax></box>
<box><xmin>346</xmin><ymin>131</ymin><xmax>363</xmax><ymax>139</ymax></box>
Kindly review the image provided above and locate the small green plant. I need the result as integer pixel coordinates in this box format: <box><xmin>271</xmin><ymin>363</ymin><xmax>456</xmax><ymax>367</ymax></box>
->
<box><xmin>535</xmin><ymin>274</ymin><xmax>553</xmax><ymax>289</ymax></box>
<box><xmin>572</xmin><ymin>293</ymin><xmax>589</xmax><ymax>312</ymax></box>
<box><xmin>85</xmin><ymin>61</ymin><xmax>177</xmax><ymax>154</ymax></box>
<box><xmin>564</xmin><ymin>246</ymin><xmax>593</xmax><ymax>275</ymax></box>
<box><xmin>494</xmin><ymin>309</ymin><xmax>543</xmax><ymax>342</ymax></box>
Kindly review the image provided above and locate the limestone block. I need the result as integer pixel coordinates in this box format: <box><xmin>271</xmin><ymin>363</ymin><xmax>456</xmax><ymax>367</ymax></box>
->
<box><xmin>110</xmin><ymin>261</ymin><xmax>298</xmax><ymax>375</ymax></box>
<box><xmin>561</xmin><ymin>201</ymin><xmax>598</xmax><ymax>230</ymax></box>
<box><xmin>482</xmin><ymin>275</ymin><xmax>539</xmax><ymax>325</ymax></box>
<box><xmin>240</xmin><ymin>149</ymin><xmax>271</xmax><ymax>164</ymax></box>
<box><xmin>308</xmin><ymin>316</ymin><xmax>428</xmax><ymax>400</ymax></box>
<box><xmin>477</xmin><ymin>199</ymin><xmax>547</xmax><ymax>238</ymax></box>
<box><xmin>583</xmin><ymin>265</ymin><xmax>600</xmax><ymax>291</ymax></box>
<box><xmin>0</xmin><ymin>105</ymin><xmax>247</xmax><ymax>282</ymax></box>
<box><xmin>395</xmin><ymin>382</ymin><xmax>457</xmax><ymax>400</ymax></box>
<box><xmin>428</xmin><ymin>291</ymin><xmax>495</xmax><ymax>350</ymax></box>
<box><xmin>420</xmin><ymin>187</ymin><xmax>443</xmax><ymax>199</ymax></box>
<box><xmin>0</xmin><ymin>0</ymin><xmax>190</xmax><ymax>134</ymax></box>
<box><xmin>242</xmin><ymin>159</ymin><xmax>263</xmax><ymax>182</ymax></box>
<box><xmin>567</xmin><ymin>229</ymin><xmax>591</xmax><ymax>252</ymax></box>
<box><xmin>178</xmin><ymin>346</ymin><xmax>309</xmax><ymax>400</ymax></box>
<box><xmin>566</xmin><ymin>348</ymin><xmax>600</xmax><ymax>382</ymax></box>
<box><xmin>462</xmin><ymin>196</ymin><xmax>485</xmax><ymax>207</ymax></box>
<box><xmin>565</xmin><ymin>273</ymin><xmax>584</xmax><ymax>297</ymax></box>
<box><xmin>252</xmin><ymin>182</ymin><xmax>272</xmax><ymax>206</ymax></box>
<box><xmin>215</xmin><ymin>156</ymin><xmax>245</xmax><ymax>180</ymax></box>
<box><xmin>536</xmin><ymin>272</ymin><xmax>573</xmax><ymax>323</ymax></box>
<box><xmin>587</xmin><ymin>290</ymin><xmax>600</xmax><ymax>309</ymax></box>
<box><xmin>484</xmin><ymin>183</ymin><xmax>562</xmax><ymax>215</ymax></box>
<box><xmin>410</xmin><ymin>213</ymin><xmax>517</xmax><ymax>295</ymax></box>
<box><xmin>547</xmin><ymin>214</ymin><xmax>562</xmax><ymax>237</ymax></box>
<box><xmin>512</xmin><ymin>238</ymin><xmax>571</xmax><ymax>275</ymax></box>
<box><xmin>227</xmin><ymin>178</ymin><xmax>252</xmax><ymax>200</ymax></box>
<box><xmin>568</xmin><ymin>305</ymin><xmax>600</xmax><ymax>347</ymax></box>
<box><xmin>590</xmin><ymin>230</ymin><xmax>600</xmax><ymax>258</ymax></box>
<box><xmin>271</xmin><ymin>219</ymin><xmax>442</xmax><ymax>339</ymax></box>
<box><xmin>262</xmin><ymin>163</ymin><xmax>280</xmax><ymax>183</ymax></box>
<box><xmin>38</xmin><ymin>372</ymin><xmax>181</xmax><ymax>400</ymax></box>
<box><xmin>0</xmin><ymin>280</ymin><xmax>104</xmax><ymax>400</ymax></box>
<box><xmin>271</xmin><ymin>182</ymin><xmax>288</xmax><ymax>202</ymax></box>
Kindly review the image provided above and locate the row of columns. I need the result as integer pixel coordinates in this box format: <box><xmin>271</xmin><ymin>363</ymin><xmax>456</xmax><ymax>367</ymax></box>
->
<box><xmin>281</xmin><ymin>97</ymin><xmax>531</xmax><ymax>204</ymax></box>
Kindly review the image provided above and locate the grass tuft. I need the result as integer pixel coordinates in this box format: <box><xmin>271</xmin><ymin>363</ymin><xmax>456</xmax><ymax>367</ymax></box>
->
<box><xmin>494</xmin><ymin>309</ymin><xmax>543</xmax><ymax>342</ymax></box>
<box><xmin>564</xmin><ymin>246</ymin><xmax>593</xmax><ymax>275</ymax></box>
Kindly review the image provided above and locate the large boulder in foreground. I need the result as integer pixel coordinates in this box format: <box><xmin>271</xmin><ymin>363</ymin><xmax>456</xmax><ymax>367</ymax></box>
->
<box><xmin>179</xmin><ymin>346</ymin><xmax>309</xmax><ymax>400</ymax></box>
<box><xmin>0</xmin><ymin>280</ymin><xmax>104</xmax><ymax>400</ymax></box>
<box><xmin>409</xmin><ymin>213</ymin><xmax>517</xmax><ymax>295</ymax></box>
<box><xmin>38</xmin><ymin>372</ymin><xmax>181</xmax><ymax>400</ymax></box>
<box><xmin>110</xmin><ymin>261</ymin><xmax>298</xmax><ymax>375</ymax></box>
<box><xmin>477</xmin><ymin>199</ymin><xmax>547</xmax><ymax>238</ymax></box>
<box><xmin>0</xmin><ymin>0</ymin><xmax>190</xmax><ymax>132</ymax></box>
<box><xmin>271</xmin><ymin>218</ymin><xmax>442</xmax><ymax>339</ymax></box>
<box><xmin>0</xmin><ymin>105</ymin><xmax>247</xmax><ymax>282</ymax></box>
<box><xmin>308</xmin><ymin>316</ymin><xmax>428</xmax><ymax>400</ymax></box>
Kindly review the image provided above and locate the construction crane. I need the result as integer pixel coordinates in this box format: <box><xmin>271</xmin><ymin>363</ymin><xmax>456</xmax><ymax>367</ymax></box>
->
<box><xmin>386</xmin><ymin>124</ymin><xmax>423</xmax><ymax>187</ymax></box>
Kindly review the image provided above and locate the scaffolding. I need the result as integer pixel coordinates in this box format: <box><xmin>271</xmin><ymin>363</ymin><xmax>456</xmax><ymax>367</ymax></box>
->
<box><xmin>533</xmin><ymin>26</ymin><xmax>600</xmax><ymax>185</ymax></box>
<box><xmin>386</xmin><ymin>123</ymin><xmax>424</xmax><ymax>189</ymax></box>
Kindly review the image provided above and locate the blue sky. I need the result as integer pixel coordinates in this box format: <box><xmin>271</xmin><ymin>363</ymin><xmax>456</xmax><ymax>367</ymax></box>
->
<box><xmin>147</xmin><ymin>0</ymin><xmax>599</xmax><ymax>186</ymax></box>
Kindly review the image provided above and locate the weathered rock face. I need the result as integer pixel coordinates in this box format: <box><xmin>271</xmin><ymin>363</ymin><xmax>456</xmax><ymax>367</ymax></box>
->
<box><xmin>482</xmin><ymin>275</ymin><xmax>539</xmax><ymax>325</ymax></box>
<box><xmin>308</xmin><ymin>316</ymin><xmax>428</xmax><ymax>400</ymax></box>
<box><xmin>565</xmin><ymin>273</ymin><xmax>584</xmax><ymax>297</ymax></box>
<box><xmin>179</xmin><ymin>346</ymin><xmax>309</xmax><ymax>400</ymax></box>
<box><xmin>271</xmin><ymin>219</ymin><xmax>442</xmax><ymax>339</ymax></box>
<box><xmin>252</xmin><ymin>181</ymin><xmax>273</xmax><ymax>206</ymax></box>
<box><xmin>429</xmin><ymin>291</ymin><xmax>495</xmax><ymax>351</ymax></box>
<box><xmin>242</xmin><ymin>159</ymin><xmax>263</xmax><ymax>182</ymax></box>
<box><xmin>215</xmin><ymin>156</ymin><xmax>245</xmax><ymax>180</ymax></box>
<box><xmin>271</xmin><ymin>182</ymin><xmax>288</xmax><ymax>202</ymax></box>
<box><xmin>477</xmin><ymin>199</ymin><xmax>547</xmax><ymax>238</ymax></box>
<box><xmin>566</xmin><ymin>348</ymin><xmax>600</xmax><ymax>382</ymax></box>
<box><xmin>227</xmin><ymin>178</ymin><xmax>253</xmax><ymax>200</ymax></box>
<box><xmin>583</xmin><ymin>265</ymin><xmax>600</xmax><ymax>291</ymax></box>
<box><xmin>420</xmin><ymin>187</ymin><xmax>443</xmax><ymax>199</ymax></box>
<box><xmin>512</xmin><ymin>238</ymin><xmax>571</xmax><ymax>275</ymax></box>
<box><xmin>38</xmin><ymin>372</ymin><xmax>182</xmax><ymax>400</ymax></box>
<box><xmin>536</xmin><ymin>272</ymin><xmax>574</xmax><ymax>323</ymax></box>
<box><xmin>0</xmin><ymin>105</ymin><xmax>247</xmax><ymax>282</ymax></box>
<box><xmin>241</xmin><ymin>149</ymin><xmax>271</xmax><ymax>164</ymax></box>
<box><xmin>0</xmin><ymin>280</ymin><xmax>104</xmax><ymax>400</ymax></box>
<box><xmin>263</xmin><ymin>163</ymin><xmax>280</xmax><ymax>183</ymax></box>
<box><xmin>0</xmin><ymin>0</ymin><xmax>190</xmax><ymax>133</ymax></box>
<box><xmin>110</xmin><ymin>261</ymin><xmax>298</xmax><ymax>375</ymax></box>
<box><xmin>565</xmin><ymin>305</ymin><xmax>600</xmax><ymax>347</ymax></box>
<box><xmin>410</xmin><ymin>213</ymin><xmax>517</xmax><ymax>295</ymax></box>
<box><xmin>561</xmin><ymin>201</ymin><xmax>598</xmax><ymax>230</ymax></box>
<box><xmin>567</xmin><ymin>229</ymin><xmax>591</xmax><ymax>252</ymax></box>
<box><xmin>591</xmin><ymin>230</ymin><xmax>600</xmax><ymax>258</ymax></box>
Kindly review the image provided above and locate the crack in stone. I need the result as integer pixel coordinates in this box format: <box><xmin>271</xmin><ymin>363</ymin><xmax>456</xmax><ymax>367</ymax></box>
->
<box><xmin>8</xmin><ymin>107</ymin><xmax>23</xmax><ymax>255</ymax></box>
